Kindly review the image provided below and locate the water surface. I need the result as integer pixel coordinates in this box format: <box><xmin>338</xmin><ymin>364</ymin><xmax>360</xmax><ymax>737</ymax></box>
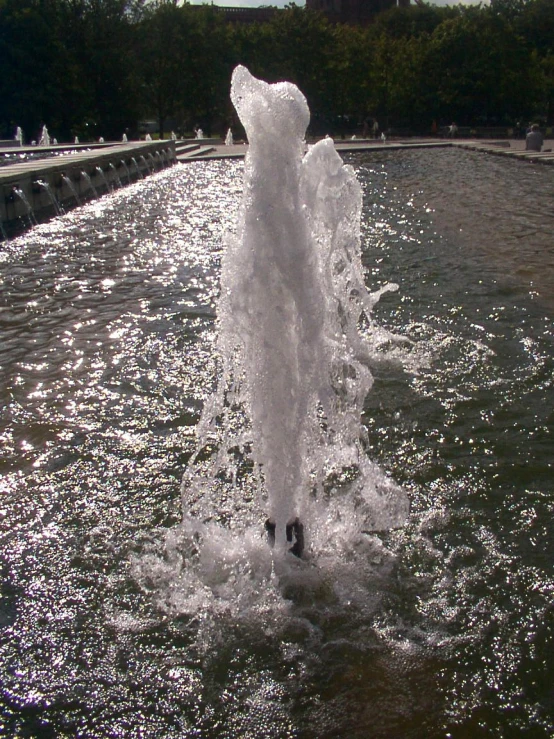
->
<box><xmin>0</xmin><ymin>149</ymin><xmax>553</xmax><ymax>737</ymax></box>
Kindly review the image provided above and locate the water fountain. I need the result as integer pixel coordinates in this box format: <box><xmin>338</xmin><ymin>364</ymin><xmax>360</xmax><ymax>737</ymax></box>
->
<box><xmin>225</xmin><ymin>127</ymin><xmax>234</xmax><ymax>146</ymax></box>
<box><xmin>80</xmin><ymin>170</ymin><xmax>98</xmax><ymax>197</ymax></box>
<box><xmin>131</xmin><ymin>156</ymin><xmax>144</xmax><ymax>179</ymax></box>
<box><xmin>2</xmin><ymin>68</ymin><xmax>553</xmax><ymax>739</ymax></box>
<box><xmin>14</xmin><ymin>126</ymin><xmax>23</xmax><ymax>146</ymax></box>
<box><xmin>61</xmin><ymin>174</ymin><xmax>81</xmax><ymax>206</ymax></box>
<box><xmin>12</xmin><ymin>186</ymin><xmax>37</xmax><ymax>227</ymax></box>
<box><xmin>38</xmin><ymin>125</ymin><xmax>50</xmax><ymax>147</ymax></box>
<box><xmin>159</xmin><ymin>65</ymin><xmax>408</xmax><ymax>604</ymax></box>
<box><xmin>140</xmin><ymin>154</ymin><xmax>151</xmax><ymax>174</ymax></box>
<box><xmin>34</xmin><ymin>179</ymin><xmax>62</xmax><ymax>216</ymax></box>
<box><xmin>108</xmin><ymin>162</ymin><xmax>123</xmax><ymax>189</ymax></box>
<box><xmin>120</xmin><ymin>158</ymin><xmax>131</xmax><ymax>183</ymax></box>
<box><xmin>95</xmin><ymin>165</ymin><xmax>111</xmax><ymax>193</ymax></box>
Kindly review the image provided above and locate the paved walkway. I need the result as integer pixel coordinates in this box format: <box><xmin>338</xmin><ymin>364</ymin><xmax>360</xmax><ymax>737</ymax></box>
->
<box><xmin>176</xmin><ymin>137</ymin><xmax>554</xmax><ymax>166</ymax></box>
<box><xmin>452</xmin><ymin>137</ymin><xmax>554</xmax><ymax>164</ymax></box>
<box><xmin>177</xmin><ymin>138</ymin><xmax>452</xmax><ymax>161</ymax></box>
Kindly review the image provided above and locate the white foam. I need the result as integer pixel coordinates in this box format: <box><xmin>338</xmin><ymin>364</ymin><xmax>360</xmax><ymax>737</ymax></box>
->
<box><xmin>136</xmin><ymin>67</ymin><xmax>409</xmax><ymax>623</ymax></box>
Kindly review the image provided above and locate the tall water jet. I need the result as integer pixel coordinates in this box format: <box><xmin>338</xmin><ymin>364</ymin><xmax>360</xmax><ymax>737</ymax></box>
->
<box><xmin>38</xmin><ymin>125</ymin><xmax>50</xmax><ymax>147</ymax></box>
<box><xmin>181</xmin><ymin>66</ymin><xmax>408</xmax><ymax>559</ymax></box>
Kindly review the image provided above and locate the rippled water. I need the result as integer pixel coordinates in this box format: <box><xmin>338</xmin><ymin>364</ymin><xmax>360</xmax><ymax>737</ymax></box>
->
<box><xmin>0</xmin><ymin>149</ymin><xmax>553</xmax><ymax>738</ymax></box>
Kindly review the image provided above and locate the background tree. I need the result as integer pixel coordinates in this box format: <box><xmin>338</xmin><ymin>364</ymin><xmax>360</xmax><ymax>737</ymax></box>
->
<box><xmin>76</xmin><ymin>0</ymin><xmax>143</xmax><ymax>140</ymax></box>
<box><xmin>183</xmin><ymin>4</ymin><xmax>234</xmax><ymax>136</ymax></box>
<box><xmin>0</xmin><ymin>0</ymin><xmax>143</xmax><ymax>141</ymax></box>
<box><xmin>138</xmin><ymin>0</ymin><xmax>189</xmax><ymax>138</ymax></box>
<box><xmin>539</xmin><ymin>52</ymin><xmax>554</xmax><ymax>125</ymax></box>
<box><xmin>425</xmin><ymin>7</ymin><xmax>540</xmax><ymax>125</ymax></box>
<box><xmin>1</xmin><ymin>0</ymin><xmax>552</xmax><ymax>142</ymax></box>
<box><xmin>0</xmin><ymin>0</ymin><xmax>72</xmax><ymax>140</ymax></box>
<box><xmin>325</xmin><ymin>23</ymin><xmax>374</xmax><ymax>135</ymax></box>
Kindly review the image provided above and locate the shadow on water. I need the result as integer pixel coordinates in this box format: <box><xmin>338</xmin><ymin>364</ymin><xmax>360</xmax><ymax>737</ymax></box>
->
<box><xmin>0</xmin><ymin>151</ymin><xmax>553</xmax><ymax>737</ymax></box>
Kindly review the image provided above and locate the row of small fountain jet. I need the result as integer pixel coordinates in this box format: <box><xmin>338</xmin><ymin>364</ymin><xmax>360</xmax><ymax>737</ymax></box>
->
<box><xmin>14</xmin><ymin>125</ymin><xmax>180</xmax><ymax>147</ymax></box>
<box><xmin>2</xmin><ymin>146</ymin><xmax>176</xmax><ymax>239</ymax></box>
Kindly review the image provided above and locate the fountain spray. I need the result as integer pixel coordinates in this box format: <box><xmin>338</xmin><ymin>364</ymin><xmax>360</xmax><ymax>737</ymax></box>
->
<box><xmin>182</xmin><ymin>67</ymin><xmax>408</xmax><ymax>557</ymax></box>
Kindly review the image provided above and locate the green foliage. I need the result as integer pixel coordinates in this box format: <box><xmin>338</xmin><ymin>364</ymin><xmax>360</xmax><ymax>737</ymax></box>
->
<box><xmin>424</xmin><ymin>9</ymin><xmax>537</xmax><ymax>124</ymax></box>
<box><xmin>0</xmin><ymin>0</ymin><xmax>143</xmax><ymax>140</ymax></box>
<box><xmin>0</xmin><ymin>0</ymin><xmax>552</xmax><ymax>141</ymax></box>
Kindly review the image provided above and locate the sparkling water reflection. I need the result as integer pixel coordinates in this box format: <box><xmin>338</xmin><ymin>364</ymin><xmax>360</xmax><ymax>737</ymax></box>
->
<box><xmin>0</xmin><ymin>151</ymin><xmax>553</xmax><ymax>737</ymax></box>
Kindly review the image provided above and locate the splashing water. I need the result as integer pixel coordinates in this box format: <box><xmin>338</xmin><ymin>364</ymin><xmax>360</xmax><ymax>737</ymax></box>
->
<box><xmin>38</xmin><ymin>125</ymin><xmax>50</xmax><ymax>147</ymax></box>
<box><xmin>135</xmin><ymin>67</ymin><xmax>409</xmax><ymax>626</ymax></box>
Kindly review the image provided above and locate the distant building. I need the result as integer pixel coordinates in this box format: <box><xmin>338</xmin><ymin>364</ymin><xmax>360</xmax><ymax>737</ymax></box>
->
<box><xmin>200</xmin><ymin>5</ymin><xmax>279</xmax><ymax>23</ymax></box>
<box><xmin>306</xmin><ymin>0</ymin><xmax>410</xmax><ymax>24</ymax></box>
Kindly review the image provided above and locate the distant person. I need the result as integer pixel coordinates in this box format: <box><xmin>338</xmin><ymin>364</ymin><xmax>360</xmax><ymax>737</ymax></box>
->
<box><xmin>448</xmin><ymin>122</ymin><xmax>458</xmax><ymax>138</ymax></box>
<box><xmin>525</xmin><ymin>124</ymin><xmax>543</xmax><ymax>152</ymax></box>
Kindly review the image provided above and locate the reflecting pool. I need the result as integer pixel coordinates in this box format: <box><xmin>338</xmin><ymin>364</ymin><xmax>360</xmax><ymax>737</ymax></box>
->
<box><xmin>0</xmin><ymin>148</ymin><xmax>553</xmax><ymax>737</ymax></box>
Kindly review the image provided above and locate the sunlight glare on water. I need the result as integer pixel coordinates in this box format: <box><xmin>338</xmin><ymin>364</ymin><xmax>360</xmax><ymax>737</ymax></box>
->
<box><xmin>0</xmin><ymin>148</ymin><xmax>553</xmax><ymax>738</ymax></box>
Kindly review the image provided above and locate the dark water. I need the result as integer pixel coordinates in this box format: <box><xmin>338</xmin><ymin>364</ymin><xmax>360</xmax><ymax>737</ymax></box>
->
<box><xmin>0</xmin><ymin>149</ymin><xmax>553</xmax><ymax>738</ymax></box>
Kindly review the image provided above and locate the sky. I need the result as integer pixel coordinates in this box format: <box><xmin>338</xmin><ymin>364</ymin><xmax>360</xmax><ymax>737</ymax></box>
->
<box><xmin>189</xmin><ymin>0</ymin><xmax>489</xmax><ymax>8</ymax></box>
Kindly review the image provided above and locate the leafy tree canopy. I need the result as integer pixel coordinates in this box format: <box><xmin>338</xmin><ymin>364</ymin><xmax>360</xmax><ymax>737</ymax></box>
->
<box><xmin>1</xmin><ymin>0</ymin><xmax>552</xmax><ymax>140</ymax></box>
